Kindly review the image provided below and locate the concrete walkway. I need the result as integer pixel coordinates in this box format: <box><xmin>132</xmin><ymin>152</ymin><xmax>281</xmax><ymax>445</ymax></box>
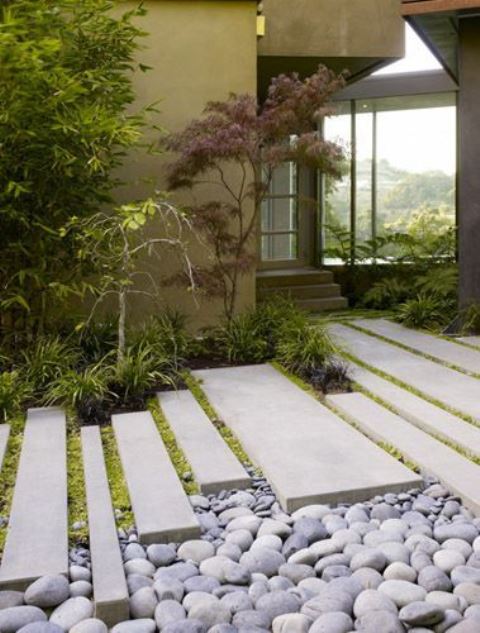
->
<box><xmin>459</xmin><ymin>336</ymin><xmax>480</xmax><ymax>349</ymax></box>
<box><xmin>331</xmin><ymin>323</ymin><xmax>480</xmax><ymax>422</ymax></box>
<box><xmin>327</xmin><ymin>392</ymin><xmax>480</xmax><ymax>516</ymax></box>
<box><xmin>354</xmin><ymin>318</ymin><xmax>480</xmax><ymax>374</ymax></box>
<box><xmin>193</xmin><ymin>364</ymin><xmax>420</xmax><ymax>512</ymax></box>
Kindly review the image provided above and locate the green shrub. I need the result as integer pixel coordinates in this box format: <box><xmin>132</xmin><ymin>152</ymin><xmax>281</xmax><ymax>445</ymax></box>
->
<box><xmin>44</xmin><ymin>361</ymin><xmax>112</xmax><ymax>425</ymax></box>
<box><xmin>130</xmin><ymin>311</ymin><xmax>189</xmax><ymax>367</ymax></box>
<box><xmin>78</xmin><ymin>318</ymin><xmax>118</xmax><ymax>364</ymax></box>
<box><xmin>0</xmin><ymin>371</ymin><xmax>32</xmax><ymax>422</ymax></box>
<box><xmin>276</xmin><ymin>324</ymin><xmax>335</xmax><ymax>375</ymax></box>
<box><xmin>460</xmin><ymin>303</ymin><xmax>480</xmax><ymax>335</ymax></box>
<box><xmin>395</xmin><ymin>294</ymin><xmax>448</xmax><ymax>330</ymax></box>
<box><xmin>22</xmin><ymin>337</ymin><xmax>80</xmax><ymax>396</ymax></box>
<box><xmin>114</xmin><ymin>345</ymin><xmax>177</xmax><ymax>404</ymax></box>
<box><xmin>213</xmin><ymin>314</ymin><xmax>269</xmax><ymax>364</ymax></box>
<box><xmin>414</xmin><ymin>265</ymin><xmax>458</xmax><ymax>301</ymax></box>
<box><xmin>362</xmin><ymin>278</ymin><xmax>412</xmax><ymax>310</ymax></box>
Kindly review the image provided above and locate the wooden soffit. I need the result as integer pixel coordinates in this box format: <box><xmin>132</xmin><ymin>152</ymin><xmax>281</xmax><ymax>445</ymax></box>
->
<box><xmin>402</xmin><ymin>0</ymin><xmax>480</xmax><ymax>16</ymax></box>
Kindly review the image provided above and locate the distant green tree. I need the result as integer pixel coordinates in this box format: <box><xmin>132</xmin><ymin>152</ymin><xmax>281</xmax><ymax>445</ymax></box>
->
<box><xmin>0</xmin><ymin>0</ymin><xmax>150</xmax><ymax>341</ymax></box>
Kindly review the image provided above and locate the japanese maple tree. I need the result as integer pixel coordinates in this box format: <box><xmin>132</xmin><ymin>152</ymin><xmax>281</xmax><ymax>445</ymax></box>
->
<box><xmin>165</xmin><ymin>65</ymin><xmax>346</xmax><ymax>320</ymax></box>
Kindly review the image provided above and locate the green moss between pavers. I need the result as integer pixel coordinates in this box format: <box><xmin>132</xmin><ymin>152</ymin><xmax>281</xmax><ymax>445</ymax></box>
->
<box><xmin>0</xmin><ymin>414</ymin><xmax>26</xmax><ymax>553</ymax></box>
<box><xmin>101</xmin><ymin>426</ymin><xmax>134</xmax><ymax>529</ymax></box>
<box><xmin>66</xmin><ymin>419</ymin><xmax>88</xmax><ymax>543</ymax></box>
<box><xmin>270</xmin><ymin>361</ymin><xmax>322</xmax><ymax>399</ymax></box>
<box><xmin>148</xmin><ymin>398</ymin><xmax>199</xmax><ymax>496</ymax></box>
<box><xmin>182</xmin><ymin>372</ymin><xmax>256</xmax><ymax>472</ymax></box>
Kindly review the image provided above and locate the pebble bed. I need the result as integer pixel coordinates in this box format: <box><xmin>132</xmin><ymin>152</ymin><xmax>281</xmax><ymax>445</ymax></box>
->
<box><xmin>3</xmin><ymin>470</ymin><xmax>480</xmax><ymax>633</ymax></box>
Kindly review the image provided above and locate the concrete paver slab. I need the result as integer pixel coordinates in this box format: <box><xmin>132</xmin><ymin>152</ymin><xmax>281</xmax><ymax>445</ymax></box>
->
<box><xmin>0</xmin><ymin>408</ymin><xmax>67</xmax><ymax>589</ymax></box>
<box><xmin>112</xmin><ymin>411</ymin><xmax>200</xmax><ymax>544</ymax></box>
<box><xmin>81</xmin><ymin>426</ymin><xmax>129</xmax><ymax>626</ymax></box>
<box><xmin>354</xmin><ymin>319</ymin><xmax>480</xmax><ymax>374</ymax></box>
<box><xmin>193</xmin><ymin>364</ymin><xmax>420</xmax><ymax>512</ymax></box>
<box><xmin>351</xmin><ymin>364</ymin><xmax>480</xmax><ymax>458</ymax></box>
<box><xmin>327</xmin><ymin>392</ymin><xmax>480</xmax><ymax>515</ymax></box>
<box><xmin>458</xmin><ymin>336</ymin><xmax>480</xmax><ymax>349</ymax></box>
<box><xmin>0</xmin><ymin>424</ymin><xmax>10</xmax><ymax>472</ymax></box>
<box><xmin>331</xmin><ymin>323</ymin><xmax>480</xmax><ymax>422</ymax></box>
<box><xmin>158</xmin><ymin>390</ymin><xmax>250</xmax><ymax>494</ymax></box>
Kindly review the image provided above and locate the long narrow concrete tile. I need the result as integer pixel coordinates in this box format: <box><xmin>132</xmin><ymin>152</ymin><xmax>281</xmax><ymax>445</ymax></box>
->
<box><xmin>158</xmin><ymin>390</ymin><xmax>250</xmax><ymax>494</ymax></box>
<box><xmin>0</xmin><ymin>424</ymin><xmax>10</xmax><ymax>472</ymax></box>
<box><xmin>354</xmin><ymin>318</ymin><xmax>480</xmax><ymax>374</ymax></box>
<box><xmin>0</xmin><ymin>408</ymin><xmax>67</xmax><ymax>589</ymax></box>
<box><xmin>330</xmin><ymin>323</ymin><xmax>480</xmax><ymax>422</ymax></box>
<box><xmin>458</xmin><ymin>336</ymin><xmax>480</xmax><ymax>349</ymax></box>
<box><xmin>112</xmin><ymin>411</ymin><xmax>200</xmax><ymax>544</ymax></box>
<box><xmin>351</xmin><ymin>364</ymin><xmax>480</xmax><ymax>458</ymax></box>
<box><xmin>81</xmin><ymin>426</ymin><xmax>129</xmax><ymax>626</ymax></box>
<box><xmin>193</xmin><ymin>365</ymin><xmax>420</xmax><ymax>512</ymax></box>
<box><xmin>327</xmin><ymin>392</ymin><xmax>480</xmax><ymax>515</ymax></box>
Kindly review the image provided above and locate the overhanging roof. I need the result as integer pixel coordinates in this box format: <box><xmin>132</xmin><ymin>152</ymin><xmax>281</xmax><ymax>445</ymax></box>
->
<box><xmin>402</xmin><ymin>1</ymin><xmax>480</xmax><ymax>15</ymax></box>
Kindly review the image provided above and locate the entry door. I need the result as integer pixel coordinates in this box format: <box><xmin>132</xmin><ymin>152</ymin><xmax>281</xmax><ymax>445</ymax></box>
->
<box><xmin>259</xmin><ymin>162</ymin><xmax>315</xmax><ymax>270</ymax></box>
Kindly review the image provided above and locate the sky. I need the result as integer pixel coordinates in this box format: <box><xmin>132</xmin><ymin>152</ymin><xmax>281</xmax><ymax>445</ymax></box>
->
<box><xmin>325</xmin><ymin>26</ymin><xmax>457</xmax><ymax>176</ymax></box>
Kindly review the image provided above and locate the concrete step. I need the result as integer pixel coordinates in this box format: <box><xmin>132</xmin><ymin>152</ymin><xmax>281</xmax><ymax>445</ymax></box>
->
<box><xmin>351</xmin><ymin>364</ymin><xmax>480</xmax><ymax>459</ymax></box>
<box><xmin>257</xmin><ymin>268</ymin><xmax>334</xmax><ymax>288</ymax></box>
<box><xmin>0</xmin><ymin>408</ymin><xmax>68</xmax><ymax>589</ymax></box>
<box><xmin>458</xmin><ymin>336</ymin><xmax>480</xmax><ymax>349</ymax></box>
<box><xmin>81</xmin><ymin>426</ymin><xmax>129</xmax><ymax>626</ymax></box>
<box><xmin>193</xmin><ymin>364</ymin><xmax>420</xmax><ymax>512</ymax></box>
<box><xmin>326</xmin><ymin>392</ymin><xmax>480</xmax><ymax>516</ymax></box>
<box><xmin>330</xmin><ymin>323</ymin><xmax>480</xmax><ymax>423</ymax></box>
<box><xmin>258</xmin><ymin>283</ymin><xmax>343</xmax><ymax>300</ymax></box>
<box><xmin>112</xmin><ymin>411</ymin><xmax>201</xmax><ymax>544</ymax></box>
<box><xmin>354</xmin><ymin>319</ymin><xmax>480</xmax><ymax>374</ymax></box>
<box><xmin>158</xmin><ymin>390</ymin><xmax>250</xmax><ymax>494</ymax></box>
<box><xmin>297</xmin><ymin>297</ymin><xmax>348</xmax><ymax>312</ymax></box>
<box><xmin>0</xmin><ymin>424</ymin><xmax>10</xmax><ymax>471</ymax></box>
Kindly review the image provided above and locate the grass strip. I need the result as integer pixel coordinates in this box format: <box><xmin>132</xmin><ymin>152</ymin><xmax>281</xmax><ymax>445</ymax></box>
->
<box><xmin>101</xmin><ymin>426</ymin><xmax>134</xmax><ymax>529</ymax></box>
<box><xmin>0</xmin><ymin>415</ymin><xmax>25</xmax><ymax>553</ymax></box>
<box><xmin>149</xmin><ymin>397</ymin><xmax>199</xmax><ymax>496</ymax></box>
<box><xmin>182</xmin><ymin>372</ymin><xmax>255</xmax><ymax>470</ymax></box>
<box><xmin>67</xmin><ymin>417</ymin><xmax>88</xmax><ymax>543</ymax></box>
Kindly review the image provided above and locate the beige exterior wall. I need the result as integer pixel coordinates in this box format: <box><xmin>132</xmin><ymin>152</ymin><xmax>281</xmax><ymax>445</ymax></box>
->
<box><xmin>259</xmin><ymin>0</ymin><xmax>404</xmax><ymax>59</ymax></box>
<box><xmin>116</xmin><ymin>1</ymin><xmax>258</xmax><ymax>330</ymax></box>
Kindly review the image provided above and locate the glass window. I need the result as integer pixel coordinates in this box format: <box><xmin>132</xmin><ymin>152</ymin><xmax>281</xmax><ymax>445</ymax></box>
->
<box><xmin>261</xmin><ymin>162</ymin><xmax>298</xmax><ymax>261</ymax></box>
<box><xmin>375</xmin><ymin>24</ymin><xmax>442</xmax><ymax>76</ymax></box>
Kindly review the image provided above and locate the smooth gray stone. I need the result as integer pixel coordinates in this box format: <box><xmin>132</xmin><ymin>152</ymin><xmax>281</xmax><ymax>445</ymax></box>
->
<box><xmin>193</xmin><ymin>365</ymin><xmax>419</xmax><ymax>512</ymax></box>
<box><xmin>158</xmin><ymin>391</ymin><xmax>250</xmax><ymax>494</ymax></box>
<box><xmin>177</xmin><ymin>540</ymin><xmax>214</xmax><ymax>564</ymax></box>
<box><xmin>70</xmin><ymin>567</ymin><xmax>91</xmax><ymax>583</ymax></box>
<box><xmin>268</xmin><ymin>577</ymin><xmax>294</xmax><ymax>592</ymax></box>
<box><xmin>184</xmin><ymin>576</ymin><xmax>219</xmax><ymax>594</ymax></box>
<box><xmin>17</xmin><ymin>624</ymin><xmax>64</xmax><ymax>633</ymax></box>
<box><xmin>283</xmin><ymin>534</ymin><xmax>309</xmax><ymax>560</ymax></box>
<box><xmin>124</xmin><ymin>560</ymin><xmax>154</xmax><ymax>577</ymax></box>
<box><xmin>383</xmin><ymin>563</ymin><xmax>417</xmax><ymax>583</ymax></box>
<box><xmin>350</xmin><ymin>549</ymin><xmax>387</xmax><ymax>572</ymax></box>
<box><xmin>328</xmin><ymin>577</ymin><xmax>363</xmax><ymax>600</ymax></box>
<box><xmin>225</xmin><ymin>530</ymin><xmax>253</xmax><ymax>552</ymax></box>
<box><xmin>155</xmin><ymin>563</ymin><xmax>198</xmax><ymax>583</ymax></box>
<box><xmin>162</xmin><ymin>620</ymin><xmax>206</xmax><ymax>633</ymax></box>
<box><xmin>314</xmin><ymin>554</ymin><xmax>349</xmax><ymax>575</ymax></box>
<box><xmin>452</xmin><ymin>566</ymin><xmax>480</xmax><ymax>586</ymax></box>
<box><xmin>248</xmin><ymin>580</ymin><xmax>269</xmax><ymax>605</ymax></box>
<box><xmin>321</xmin><ymin>565</ymin><xmax>352</xmax><ymax>583</ymax></box>
<box><xmin>353</xmin><ymin>589</ymin><xmax>398</xmax><ymax>618</ymax></box>
<box><xmin>154</xmin><ymin>600</ymin><xmax>186</xmax><ymax>629</ymax></box>
<box><xmin>351</xmin><ymin>568</ymin><xmax>384</xmax><ymax>590</ymax></box>
<box><xmin>0</xmin><ymin>590</ymin><xmax>25</xmax><ymax>609</ymax></box>
<box><xmin>110</xmin><ymin>620</ymin><xmax>156</xmax><ymax>633</ymax></box>
<box><xmin>127</xmin><ymin>575</ymin><xmax>153</xmax><ymax>596</ymax></box>
<box><xmin>398</xmin><ymin>600</ymin><xmax>444</xmax><ymax>626</ymax></box>
<box><xmin>112</xmin><ymin>412</ymin><xmax>200</xmax><ymax>544</ymax></box>
<box><xmin>256</xmin><ymin>519</ymin><xmax>292</xmax><ymax>540</ymax></box>
<box><xmin>435</xmin><ymin>610</ymin><xmax>463</xmax><ymax>633</ymax></box>
<box><xmin>0</xmin><ymin>409</ymin><xmax>67</xmax><ymax>589</ymax></box>
<box><xmin>217</xmin><ymin>543</ymin><xmax>242</xmax><ymax>562</ymax></box>
<box><xmin>354</xmin><ymin>609</ymin><xmax>405</xmax><ymax>632</ymax></box>
<box><xmin>308</xmin><ymin>612</ymin><xmax>353</xmax><ymax>633</ymax></box>
<box><xmin>272</xmin><ymin>613</ymin><xmax>312</xmax><ymax>633</ymax></box>
<box><xmin>182</xmin><ymin>592</ymin><xmax>217</xmax><ymax>613</ymax></box>
<box><xmin>329</xmin><ymin>324</ymin><xmax>480</xmax><ymax>422</ymax></box>
<box><xmin>278</xmin><ymin>564</ymin><xmax>315</xmax><ymax>584</ymax></box>
<box><xmin>240</xmin><ymin>548</ymin><xmax>285</xmax><ymax>577</ymax></box>
<box><xmin>129</xmin><ymin>587</ymin><xmax>157</xmax><ymax>619</ymax></box>
<box><xmin>153</xmin><ymin>579</ymin><xmax>184</xmax><ymax>602</ymax></box>
<box><xmin>69</xmin><ymin>619</ymin><xmax>108</xmax><ymax>633</ymax></box>
<box><xmin>255</xmin><ymin>590</ymin><xmax>301</xmax><ymax>621</ymax></box>
<box><xmin>24</xmin><ymin>575</ymin><xmax>69</xmax><ymax>608</ymax></box>
<box><xmin>293</xmin><ymin>518</ymin><xmax>327</xmax><ymax>544</ymax></box>
<box><xmin>220</xmin><ymin>591</ymin><xmax>253</xmax><ymax>614</ymax></box>
<box><xmin>232</xmin><ymin>610</ymin><xmax>270</xmax><ymax>629</ymax></box>
<box><xmin>301</xmin><ymin>590</ymin><xmax>353</xmax><ymax>619</ymax></box>
<box><xmin>0</xmin><ymin>606</ymin><xmax>47</xmax><ymax>633</ymax></box>
<box><xmin>146</xmin><ymin>544</ymin><xmax>176</xmax><ymax>567</ymax></box>
<box><xmin>378</xmin><ymin>580</ymin><xmax>427</xmax><ymax>607</ymax></box>
<box><xmin>327</xmin><ymin>391</ymin><xmax>480</xmax><ymax>517</ymax></box>
<box><xmin>49</xmin><ymin>597</ymin><xmax>94</xmax><ymax>631</ymax></box>
<box><xmin>81</xmin><ymin>427</ymin><xmax>129</xmax><ymax>626</ymax></box>
<box><xmin>69</xmin><ymin>581</ymin><xmax>92</xmax><ymax>598</ymax></box>
<box><xmin>433</xmin><ymin>549</ymin><xmax>465</xmax><ymax>573</ymax></box>
<box><xmin>188</xmin><ymin>601</ymin><xmax>231</xmax><ymax>627</ymax></box>
<box><xmin>434</xmin><ymin>524</ymin><xmax>479</xmax><ymax>544</ymax></box>
<box><xmin>454</xmin><ymin>582</ymin><xmax>480</xmax><ymax>605</ymax></box>
<box><xmin>417</xmin><ymin>566</ymin><xmax>452</xmax><ymax>592</ymax></box>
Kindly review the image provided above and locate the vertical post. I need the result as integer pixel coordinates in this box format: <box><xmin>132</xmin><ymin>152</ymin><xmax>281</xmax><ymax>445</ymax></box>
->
<box><xmin>371</xmin><ymin>105</ymin><xmax>378</xmax><ymax>243</ymax></box>
<box><xmin>350</xmin><ymin>100</ymin><xmax>357</xmax><ymax>266</ymax></box>
<box><xmin>458</xmin><ymin>17</ymin><xmax>480</xmax><ymax>308</ymax></box>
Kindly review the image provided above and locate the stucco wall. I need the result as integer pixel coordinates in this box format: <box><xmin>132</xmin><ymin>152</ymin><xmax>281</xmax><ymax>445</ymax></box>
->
<box><xmin>259</xmin><ymin>0</ymin><xmax>404</xmax><ymax>59</ymax></box>
<box><xmin>116</xmin><ymin>1</ymin><xmax>258</xmax><ymax>330</ymax></box>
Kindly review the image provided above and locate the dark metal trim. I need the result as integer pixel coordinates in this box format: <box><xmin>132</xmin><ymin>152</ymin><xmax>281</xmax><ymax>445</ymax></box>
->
<box><xmin>350</xmin><ymin>100</ymin><xmax>357</xmax><ymax>266</ymax></box>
